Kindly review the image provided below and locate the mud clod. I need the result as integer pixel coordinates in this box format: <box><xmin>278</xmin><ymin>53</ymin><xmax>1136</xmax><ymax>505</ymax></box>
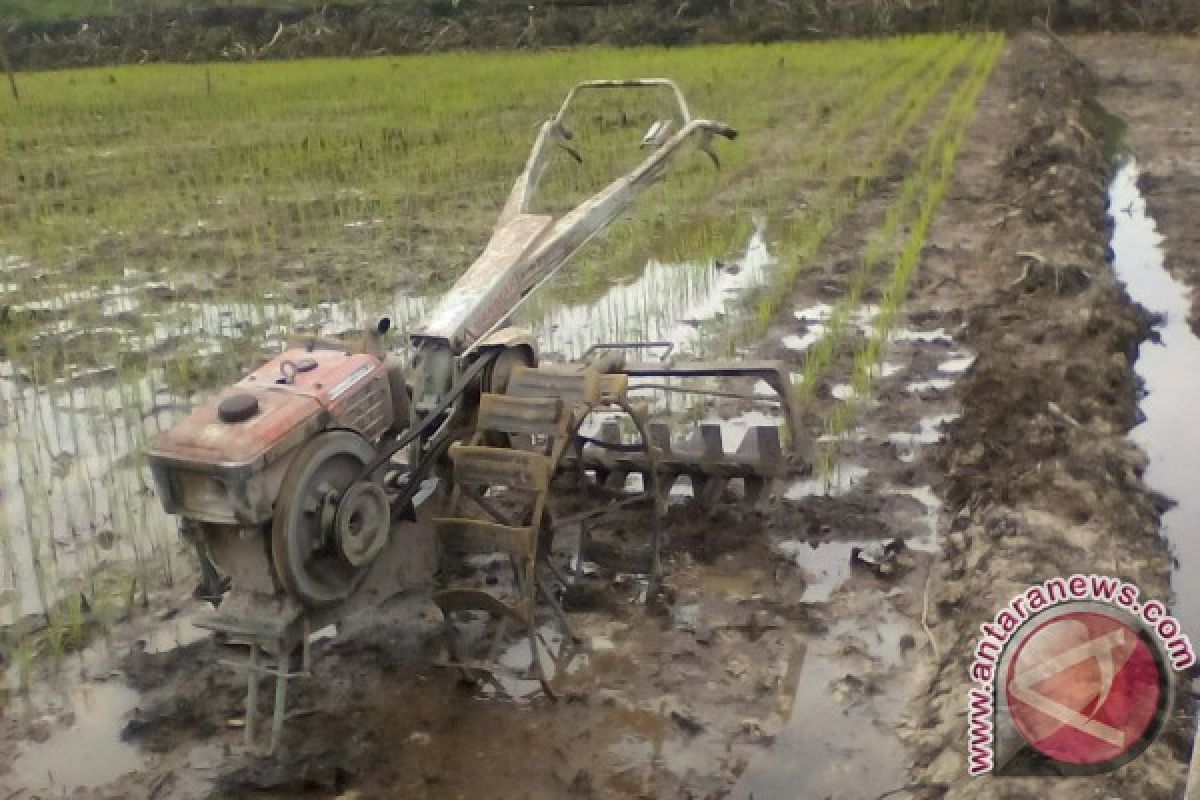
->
<box><xmin>216</xmin><ymin>760</ymin><xmax>354</xmax><ymax>795</ymax></box>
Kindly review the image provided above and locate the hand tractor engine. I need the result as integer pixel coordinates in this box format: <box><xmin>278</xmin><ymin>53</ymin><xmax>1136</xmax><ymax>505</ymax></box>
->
<box><xmin>148</xmin><ymin>80</ymin><xmax>799</xmax><ymax>752</ymax></box>
<box><xmin>150</xmin><ymin>332</ymin><xmax>422</xmax><ymax>613</ymax></box>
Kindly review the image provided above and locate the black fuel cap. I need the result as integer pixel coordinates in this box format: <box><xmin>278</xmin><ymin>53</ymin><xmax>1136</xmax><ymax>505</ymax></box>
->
<box><xmin>218</xmin><ymin>393</ymin><xmax>260</xmax><ymax>423</ymax></box>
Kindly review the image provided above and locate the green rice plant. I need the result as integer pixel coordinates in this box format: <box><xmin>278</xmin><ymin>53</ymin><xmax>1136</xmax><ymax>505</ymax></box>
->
<box><xmin>738</xmin><ymin>36</ymin><xmax>974</xmax><ymax>360</ymax></box>
<box><xmin>828</xmin><ymin>400</ymin><xmax>856</xmax><ymax>441</ymax></box>
<box><xmin>850</xmin><ymin>348</ymin><xmax>875</xmax><ymax>400</ymax></box>
<box><xmin>44</xmin><ymin>609</ymin><xmax>68</xmax><ymax>666</ymax></box>
<box><xmin>817</xmin><ymin>34</ymin><xmax>1002</xmax><ymax>438</ymax></box>
<box><xmin>12</xmin><ymin>636</ymin><xmax>36</xmax><ymax>694</ymax></box>
<box><xmin>794</xmin><ymin>36</ymin><xmax>999</xmax><ymax>396</ymax></box>
<box><xmin>66</xmin><ymin>590</ymin><xmax>86</xmax><ymax>647</ymax></box>
<box><xmin>814</xmin><ymin>438</ymin><xmax>836</xmax><ymax>492</ymax></box>
<box><xmin>89</xmin><ymin>579</ymin><xmax>119</xmax><ymax>644</ymax></box>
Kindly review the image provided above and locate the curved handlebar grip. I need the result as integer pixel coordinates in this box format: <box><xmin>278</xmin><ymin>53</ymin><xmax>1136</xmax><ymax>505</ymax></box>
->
<box><xmin>705</xmin><ymin>122</ymin><xmax>738</xmax><ymax>140</ymax></box>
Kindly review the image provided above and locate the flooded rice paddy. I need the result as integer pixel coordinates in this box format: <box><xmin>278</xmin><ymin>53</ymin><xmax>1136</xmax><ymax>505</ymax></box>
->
<box><xmin>0</xmin><ymin>210</ymin><xmax>979</xmax><ymax>797</ymax></box>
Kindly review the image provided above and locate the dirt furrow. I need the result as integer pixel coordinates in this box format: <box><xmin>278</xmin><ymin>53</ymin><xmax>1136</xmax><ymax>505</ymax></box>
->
<box><xmin>902</xmin><ymin>34</ymin><xmax>1189</xmax><ymax>799</ymax></box>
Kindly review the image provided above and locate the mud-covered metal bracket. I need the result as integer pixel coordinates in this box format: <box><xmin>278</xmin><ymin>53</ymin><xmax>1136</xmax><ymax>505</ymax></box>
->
<box><xmin>560</xmin><ymin>359</ymin><xmax>797</xmax><ymax>508</ymax></box>
<box><xmin>622</xmin><ymin>360</ymin><xmax>799</xmax><ymax>450</ymax></box>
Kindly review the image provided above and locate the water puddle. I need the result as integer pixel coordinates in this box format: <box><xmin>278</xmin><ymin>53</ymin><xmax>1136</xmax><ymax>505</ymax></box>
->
<box><xmin>774</xmin><ymin>494</ymin><xmax>936</xmax><ymax>604</ymax></box>
<box><xmin>9</xmin><ymin>680</ymin><xmax>145</xmax><ymax>791</ymax></box>
<box><xmin>773</xmin><ymin>540</ymin><xmax>861</xmax><ymax>602</ymax></box>
<box><xmin>1109</xmin><ymin>159</ymin><xmax>1200</xmax><ymax>643</ymax></box>
<box><xmin>831</xmin><ymin>383</ymin><xmax>858</xmax><ymax>401</ymax></box>
<box><xmin>487</xmin><ymin>624</ymin><xmax>566</xmax><ymax>699</ymax></box>
<box><xmin>817</xmin><ymin>427</ymin><xmax>867</xmax><ymax>443</ymax></box>
<box><xmin>729</xmin><ymin>619</ymin><xmax>912</xmax><ymax>799</ymax></box>
<box><xmin>523</xmin><ymin>230</ymin><xmax>773</xmax><ymax>360</ymax></box>
<box><xmin>604</xmin><ymin>702</ymin><xmax>726</xmax><ymax>797</ymax></box>
<box><xmin>883</xmin><ymin>485</ymin><xmax>943</xmax><ymax>549</ymax></box>
<box><xmin>784</xmin><ymin>464</ymin><xmax>869</xmax><ymax>499</ymax></box>
<box><xmin>890</xmin><ymin>327</ymin><xmax>954</xmax><ymax>345</ymax></box>
<box><xmin>140</xmin><ymin>611</ymin><xmax>208</xmax><ymax>654</ymax></box>
<box><xmin>888</xmin><ymin>413</ymin><xmax>959</xmax><ymax>462</ymax></box>
<box><xmin>781</xmin><ymin>328</ymin><xmax>827</xmax><ymax>353</ymax></box>
<box><xmin>904</xmin><ymin>377</ymin><xmax>955</xmax><ymax>394</ymax></box>
<box><xmin>784</xmin><ymin>303</ymin><xmax>882</xmax><ymax>353</ymax></box>
<box><xmin>936</xmin><ymin>353</ymin><xmax>975</xmax><ymax>373</ymax></box>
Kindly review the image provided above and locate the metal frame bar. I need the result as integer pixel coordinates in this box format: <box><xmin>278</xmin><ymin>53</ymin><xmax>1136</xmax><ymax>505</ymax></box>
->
<box><xmin>220</xmin><ymin>627</ymin><xmax>312</xmax><ymax>755</ymax></box>
<box><xmin>552</xmin><ymin>79</ymin><xmax>693</xmax><ymax>127</ymax></box>
<box><xmin>565</xmin><ymin>396</ymin><xmax>664</xmax><ymax>583</ymax></box>
<box><xmin>422</xmin><ymin>78</ymin><xmax>735</xmax><ymax>353</ymax></box>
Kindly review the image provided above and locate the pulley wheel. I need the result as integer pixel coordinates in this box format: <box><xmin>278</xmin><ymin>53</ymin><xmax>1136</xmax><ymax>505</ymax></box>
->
<box><xmin>271</xmin><ymin>430</ymin><xmax>382</xmax><ymax>608</ymax></box>
<box><xmin>335</xmin><ymin>480</ymin><xmax>390</xmax><ymax>567</ymax></box>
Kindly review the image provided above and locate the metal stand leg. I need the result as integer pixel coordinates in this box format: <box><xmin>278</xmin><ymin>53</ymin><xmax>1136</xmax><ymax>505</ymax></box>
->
<box><xmin>574</xmin><ymin>519</ymin><xmax>590</xmax><ymax>584</ymax></box>
<box><xmin>537</xmin><ymin>575</ymin><xmax>580</xmax><ymax>645</ymax></box>
<box><xmin>618</xmin><ymin>398</ymin><xmax>664</xmax><ymax>586</ymax></box>
<box><xmin>528</xmin><ymin>626</ymin><xmax>542</xmax><ymax>679</ymax></box>
<box><xmin>270</xmin><ymin>660</ymin><xmax>288</xmax><ymax>755</ymax></box>
<box><xmin>245</xmin><ymin>646</ymin><xmax>259</xmax><ymax>749</ymax></box>
<box><xmin>221</xmin><ymin>633</ymin><xmax>310</xmax><ymax>756</ymax></box>
<box><xmin>485</xmin><ymin>617</ymin><xmax>509</xmax><ymax>666</ymax></box>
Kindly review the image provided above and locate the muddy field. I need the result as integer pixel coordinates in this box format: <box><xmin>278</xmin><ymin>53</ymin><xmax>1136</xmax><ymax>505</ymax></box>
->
<box><xmin>2</xmin><ymin>30</ymin><xmax>1199</xmax><ymax>800</ymax></box>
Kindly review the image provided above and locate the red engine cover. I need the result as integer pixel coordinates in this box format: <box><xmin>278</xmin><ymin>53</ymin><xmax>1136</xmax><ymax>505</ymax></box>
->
<box><xmin>150</xmin><ymin>348</ymin><xmax>390</xmax><ymax>469</ymax></box>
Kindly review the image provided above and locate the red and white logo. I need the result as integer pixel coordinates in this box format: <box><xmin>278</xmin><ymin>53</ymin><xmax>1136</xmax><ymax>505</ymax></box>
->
<box><xmin>967</xmin><ymin>578</ymin><xmax>1190</xmax><ymax>777</ymax></box>
<box><xmin>1004</xmin><ymin>610</ymin><xmax>1163</xmax><ymax>767</ymax></box>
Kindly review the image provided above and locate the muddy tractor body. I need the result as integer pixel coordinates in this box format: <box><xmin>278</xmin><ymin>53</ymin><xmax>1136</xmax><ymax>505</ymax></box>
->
<box><xmin>148</xmin><ymin>79</ymin><xmax>798</xmax><ymax>751</ymax></box>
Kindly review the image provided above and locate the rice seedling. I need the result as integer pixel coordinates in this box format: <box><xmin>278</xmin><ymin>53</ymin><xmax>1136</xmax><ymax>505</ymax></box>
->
<box><xmin>741</xmin><ymin>35</ymin><xmax>975</xmax><ymax>366</ymax></box>
<box><xmin>12</xmin><ymin>636</ymin><xmax>36</xmax><ymax>693</ymax></box>
<box><xmin>814</xmin><ymin>34</ymin><xmax>1002</xmax><ymax>457</ymax></box>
